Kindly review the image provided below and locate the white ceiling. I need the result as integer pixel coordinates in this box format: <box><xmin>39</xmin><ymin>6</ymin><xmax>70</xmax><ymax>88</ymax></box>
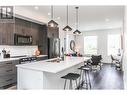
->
<box><xmin>14</xmin><ymin>6</ymin><xmax>124</xmax><ymax>31</ymax></box>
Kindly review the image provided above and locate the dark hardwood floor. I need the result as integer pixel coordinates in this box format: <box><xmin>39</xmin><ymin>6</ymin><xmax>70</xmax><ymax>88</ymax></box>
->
<box><xmin>80</xmin><ymin>64</ymin><xmax>124</xmax><ymax>90</ymax></box>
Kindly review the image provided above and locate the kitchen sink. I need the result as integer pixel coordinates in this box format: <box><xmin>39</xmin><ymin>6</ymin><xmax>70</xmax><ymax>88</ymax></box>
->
<box><xmin>46</xmin><ymin>58</ymin><xmax>62</xmax><ymax>62</ymax></box>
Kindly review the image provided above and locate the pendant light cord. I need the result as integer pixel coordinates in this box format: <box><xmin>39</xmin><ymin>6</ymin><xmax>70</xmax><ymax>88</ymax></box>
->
<box><xmin>76</xmin><ymin>7</ymin><xmax>79</xmax><ymax>30</ymax></box>
<box><xmin>51</xmin><ymin>5</ymin><xmax>53</xmax><ymax>20</ymax></box>
<box><xmin>67</xmin><ymin>5</ymin><xmax>68</xmax><ymax>25</ymax></box>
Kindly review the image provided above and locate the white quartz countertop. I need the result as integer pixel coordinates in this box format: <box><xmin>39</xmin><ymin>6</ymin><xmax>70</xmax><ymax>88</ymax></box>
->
<box><xmin>16</xmin><ymin>57</ymin><xmax>90</xmax><ymax>73</ymax></box>
<box><xmin>0</xmin><ymin>55</ymin><xmax>48</xmax><ymax>62</ymax></box>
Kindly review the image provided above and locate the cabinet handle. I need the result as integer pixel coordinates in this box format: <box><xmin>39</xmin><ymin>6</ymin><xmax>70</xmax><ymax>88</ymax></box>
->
<box><xmin>6</xmin><ymin>62</ymin><xmax>12</xmax><ymax>64</ymax></box>
<box><xmin>6</xmin><ymin>69</ymin><xmax>13</xmax><ymax>72</ymax></box>
<box><xmin>6</xmin><ymin>79</ymin><xmax>13</xmax><ymax>82</ymax></box>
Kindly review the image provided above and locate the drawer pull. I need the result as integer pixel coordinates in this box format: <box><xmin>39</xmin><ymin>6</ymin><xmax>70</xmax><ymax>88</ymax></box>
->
<box><xmin>6</xmin><ymin>62</ymin><xmax>12</xmax><ymax>64</ymax></box>
<box><xmin>6</xmin><ymin>69</ymin><xmax>13</xmax><ymax>72</ymax></box>
<box><xmin>6</xmin><ymin>79</ymin><xmax>13</xmax><ymax>82</ymax></box>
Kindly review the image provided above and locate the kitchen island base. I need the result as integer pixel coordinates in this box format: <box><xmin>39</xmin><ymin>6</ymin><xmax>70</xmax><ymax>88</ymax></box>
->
<box><xmin>17</xmin><ymin>63</ymin><xmax>83</xmax><ymax>89</ymax></box>
<box><xmin>16</xmin><ymin>57</ymin><xmax>90</xmax><ymax>89</ymax></box>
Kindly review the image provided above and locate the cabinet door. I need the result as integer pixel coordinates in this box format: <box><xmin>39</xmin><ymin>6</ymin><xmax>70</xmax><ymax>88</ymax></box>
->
<box><xmin>0</xmin><ymin>74</ymin><xmax>16</xmax><ymax>87</ymax></box>
<box><xmin>47</xmin><ymin>27</ymin><xmax>59</xmax><ymax>38</ymax></box>
<box><xmin>38</xmin><ymin>25</ymin><xmax>48</xmax><ymax>55</ymax></box>
<box><xmin>1</xmin><ymin>23</ymin><xmax>8</xmax><ymax>45</ymax></box>
<box><xmin>22</xmin><ymin>20</ymin><xmax>31</xmax><ymax>36</ymax></box>
<box><xmin>0</xmin><ymin>65</ymin><xmax>16</xmax><ymax>76</ymax></box>
<box><xmin>15</xmin><ymin>18</ymin><xmax>32</xmax><ymax>36</ymax></box>
<box><xmin>6</xmin><ymin>23</ymin><xmax>14</xmax><ymax>45</ymax></box>
<box><xmin>54</xmin><ymin>27</ymin><xmax>59</xmax><ymax>38</ymax></box>
<box><xmin>0</xmin><ymin>23</ymin><xmax>2</xmax><ymax>44</ymax></box>
<box><xmin>0</xmin><ymin>23</ymin><xmax>14</xmax><ymax>45</ymax></box>
<box><xmin>0</xmin><ymin>60</ymin><xmax>19</xmax><ymax>87</ymax></box>
<box><xmin>15</xmin><ymin>18</ymin><xmax>40</xmax><ymax>45</ymax></box>
<box><xmin>31</xmin><ymin>23</ymin><xmax>39</xmax><ymax>45</ymax></box>
<box><xmin>47</xmin><ymin>27</ymin><xmax>53</xmax><ymax>38</ymax></box>
<box><xmin>15</xmin><ymin>18</ymin><xmax>24</xmax><ymax>35</ymax></box>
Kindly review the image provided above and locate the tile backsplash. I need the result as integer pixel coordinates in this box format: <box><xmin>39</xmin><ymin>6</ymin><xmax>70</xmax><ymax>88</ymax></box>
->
<box><xmin>0</xmin><ymin>45</ymin><xmax>38</xmax><ymax>57</ymax></box>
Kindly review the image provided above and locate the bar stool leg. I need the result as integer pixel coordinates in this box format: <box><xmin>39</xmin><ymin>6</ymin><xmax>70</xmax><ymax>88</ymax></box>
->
<box><xmin>87</xmin><ymin>70</ymin><xmax>92</xmax><ymax>89</ymax></box>
<box><xmin>69</xmin><ymin>80</ymin><xmax>72</xmax><ymax>89</ymax></box>
<box><xmin>64</xmin><ymin>79</ymin><xmax>67</xmax><ymax>90</ymax></box>
<box><xmin>82</xmin><ymin>70</ymin><xmax>85</xmax><ymax>85</ymax></box>
<box><xmin>79</xmin><ymin>70</ymin><xmax>82</xmax><ymax>88</ymax></box>
<box><xmin>75</xmin><ymin>79</ymin><xmax>78</xmax><ymax>89</ymax></box>
<box><xmin>85</xmin><ymin>70</ymin><xmax>88</xmax><ymax>89</ymax></box>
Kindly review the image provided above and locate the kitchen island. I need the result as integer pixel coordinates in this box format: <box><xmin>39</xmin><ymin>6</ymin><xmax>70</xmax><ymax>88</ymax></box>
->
<box><xmin>16</xmin><ymin>57</ymin><xmax>90</xmax><ymax>89</ymax></box>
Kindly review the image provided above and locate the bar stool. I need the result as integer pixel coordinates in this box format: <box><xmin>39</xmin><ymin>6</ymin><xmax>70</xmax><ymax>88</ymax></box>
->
<box><xmin>61</xmin><ymin>73</ymin><xmax>80</xmax><ymax>89</ymax></box>
<box><xmin>78</xmin><ymin>65</ymin><xmax>91</xmax><ymax>89</ymax></box>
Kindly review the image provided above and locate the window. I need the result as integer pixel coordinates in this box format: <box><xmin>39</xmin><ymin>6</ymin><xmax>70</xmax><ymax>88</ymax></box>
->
<box><xmin>108</xmin><ymin>34</ymin><xmax>121</xmax><ymax>56</ymax></box>
<box><xmin>84</xmin><ymin>36</ymin><xmax>98</xmax><ymax>55</ymax></box>
<box><xmin>0</xmin><ymin>6</ymin><xmax>13</xmax><ymax>19</ymax></box>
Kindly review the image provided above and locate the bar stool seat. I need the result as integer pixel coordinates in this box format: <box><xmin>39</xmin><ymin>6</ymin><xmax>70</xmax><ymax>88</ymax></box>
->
<box><xmin>78</xmin><ymin>66</ymin><xmax>90</xmax><ymax>70</ymax></box>
<box><xmin>61</xmin><ymin>73</ymin><xmax>80</xmax><ymax>89</ymax></box>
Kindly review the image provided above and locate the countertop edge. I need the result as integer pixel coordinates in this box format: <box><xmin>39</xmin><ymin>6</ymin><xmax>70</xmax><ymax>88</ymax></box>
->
<box><xmin>0</xmin><ymin>55</ymin><xmax>48</xmax><ymax>63</ymax></box>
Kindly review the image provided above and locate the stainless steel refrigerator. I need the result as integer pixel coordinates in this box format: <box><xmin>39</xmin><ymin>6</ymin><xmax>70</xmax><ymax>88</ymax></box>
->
<box><xmin>48</xmin><ymin>38</ymin><xmax>60</xmax><ymax>59</ymax></box>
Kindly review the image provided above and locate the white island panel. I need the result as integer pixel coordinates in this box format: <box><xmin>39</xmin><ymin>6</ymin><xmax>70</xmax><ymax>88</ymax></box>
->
<box><xmin>17</xmin><ymin>68</ymin><xmax>44</xmax><ymax>89</ymax></box>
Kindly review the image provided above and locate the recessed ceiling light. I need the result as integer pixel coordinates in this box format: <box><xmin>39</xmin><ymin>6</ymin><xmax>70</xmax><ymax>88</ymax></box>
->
<box><xmin>48</xmin><ymin>12</ymin><xmax>51</xmax><ymax>16</ymax></box>
<box><xmin>105</xmin><ymin>18</ymin><xmax>110</xmax><ymax>22</ymax></box>
<box><xmin>34</xmin><ymin>6</ymin><xmax>39</xmax><ymax>10</ymax></box>
<box><xmin>57</xmin><ymin>17</ymin><xmax>60</xmax><ymax>20</ymax></box>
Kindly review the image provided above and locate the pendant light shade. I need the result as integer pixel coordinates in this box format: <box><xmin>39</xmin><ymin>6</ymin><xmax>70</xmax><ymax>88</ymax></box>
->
<box><xmin>63</xmin><ymin>6</ymin><xmax>72</xmax><ymax>31</ymax></box>
<box><xmin>73</xmin><ymin>29</ymin><xmax>81</xmax><ymax>34</ymax></box>
<box><xmin>73</xmin><ymin>7</ymin><xmax>81</xmax><ymax>34</ymax></box>
<box><xmin>48</xmin><ymin>6</ymin><xmax>58</xmax><ymax>27</ymax></box>
<box><xmin>63</xmin><ymin>25</ymin><xmax>72</xmax><ymax>31</ymax></box>
<box><xmin>48</xmin><ymin>20</ymin><xmax>58</xmax><ymax>27</ymax></box>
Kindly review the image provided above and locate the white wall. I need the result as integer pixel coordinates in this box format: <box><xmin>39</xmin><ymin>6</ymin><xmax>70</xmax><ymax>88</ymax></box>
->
<box><xmin>75</xmin><ymin>28</ymin><xmax>122</xmax><ymax>63</ymax></box>
<box><xmin>65</xmin><ymin>34</ymin><xmax>75</xmax><ymax>54</ymax></box>
<box><xmin>75</xmin><ymin>35</ymin><xmax>84</xmax><ymax>54</ymax></box>
<box><xmin>0</xmin><ymin>45</ymin><xmax>38</xmax><ymax>57</ymax></box>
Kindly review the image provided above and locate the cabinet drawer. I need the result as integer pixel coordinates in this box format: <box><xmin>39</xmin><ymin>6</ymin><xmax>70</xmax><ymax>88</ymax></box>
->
<box><xmin>0</xmin><ymin>61</ymin><xmax>13</xmax><ymax>67</ymax></box>
<box><xmin>0</xmin><ymin>65</ymin><xmax>16</xmax><ymax>76</ymax></box>
<box><xmin>0</xmin><ymin>74</ymin><xmax>16</xmax><ymax>87</ymax></box>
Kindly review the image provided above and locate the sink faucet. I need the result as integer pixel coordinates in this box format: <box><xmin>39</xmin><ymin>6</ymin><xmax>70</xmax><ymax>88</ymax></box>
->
<box><xmin>61</xmin><ymin>47</ymin><xmax>64</xmax><ymax>61</ymax></box>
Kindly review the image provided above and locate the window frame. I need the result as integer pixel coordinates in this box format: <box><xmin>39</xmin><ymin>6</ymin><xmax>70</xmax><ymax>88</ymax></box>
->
<box><xmin>84</xmin><ymin>35</ymin><xmax>98</xmax><ymax>56</ymax></box>
<box><xmin>107</xmin><ymin>34</ymin><xmax>121</xmax><ymax>56</ymax></box>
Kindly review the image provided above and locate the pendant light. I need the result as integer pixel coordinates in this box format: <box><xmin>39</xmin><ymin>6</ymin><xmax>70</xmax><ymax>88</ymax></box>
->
<box><xmin>63</xmin><ymin>6</ymin><xmax>72</xmax><ymax>31</ymax></box>
<box><xmin>73</xmin><ymin>7</ymin><xmax>81</xmax><ymax>34</ymax></box>
<box><xmin>48</xmin><ymin>6</ymin><xmax>58</xmax><ymax>27</ymax></box>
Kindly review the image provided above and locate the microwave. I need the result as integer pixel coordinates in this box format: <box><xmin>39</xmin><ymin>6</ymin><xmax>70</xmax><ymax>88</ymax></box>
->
<box><xmin>14</xmin><ymin>34</ymin><xmax>32</xmax><ymax>45</ymax></box>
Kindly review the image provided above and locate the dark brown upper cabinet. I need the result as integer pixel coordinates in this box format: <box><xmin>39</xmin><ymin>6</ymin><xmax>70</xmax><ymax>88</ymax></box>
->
<box><xmin>0</xmin><ymin>18</ymin><xmax>48</xmax><ymax>46</ymax></box>
<box><xmin>0</xmin><ymin>22</ymin><xmax>14</xmax><ymax>45</ymax></box>
<box><xmin>13</xmin><ymin>18</ymin><xmax>41</xmax><ymax>45</ymax></box>
<box><xmin>38</xmin><ymin>25</ymin><xmax>48</xmax><ymax>55</ymax></box>
<box><xmin>47</xmin><ymin>26</ymin><xmax>59</xmax><ymax>38</ymax></box>
<box><xmin>31</xmin><ymin>23</ymin><xmax>39</xmax><ymax>45</ymax></box>
<box><xmin>15</xmin><ymin>18</ymin><xmax>31</xmax><ymax>36</ymax></box>
<box><xmin>0</xmin><ymin>17</ymin><xmax>59</xmax><ymax>56</ymax></box>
